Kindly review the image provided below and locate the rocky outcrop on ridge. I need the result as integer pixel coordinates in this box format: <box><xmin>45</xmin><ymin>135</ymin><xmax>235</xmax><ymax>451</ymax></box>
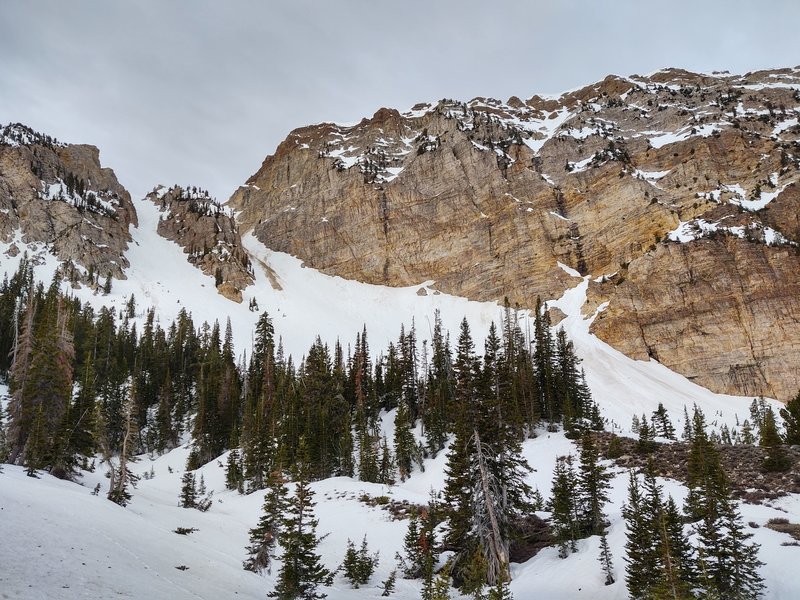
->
<box><xmin>147</xmin><ymin>185</ymin><xmax>253</xmax><ymax>302</ymax></box>
<box><xmin>0</xmin><ymin>123</ymin><xmax>137</xmax><ymax>284</ymax></box>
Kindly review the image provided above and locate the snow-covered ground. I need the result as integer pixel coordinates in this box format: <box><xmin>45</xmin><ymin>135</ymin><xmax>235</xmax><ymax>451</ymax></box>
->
<box><xmin>1</xmin><ymin>197</ymin><xmax>797</xmax><ymax>598</ymax></box>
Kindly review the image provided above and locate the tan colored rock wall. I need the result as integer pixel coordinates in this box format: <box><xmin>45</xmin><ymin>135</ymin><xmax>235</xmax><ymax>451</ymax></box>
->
<box><xmin>227</xmin><ymin>68</ymin><xmax>800</xmax><ymax>399</ymax></box>
<box><xmin>0</xmin><ymin>124</ymin><xmax>136</xmax><ymax>281</ymax></box>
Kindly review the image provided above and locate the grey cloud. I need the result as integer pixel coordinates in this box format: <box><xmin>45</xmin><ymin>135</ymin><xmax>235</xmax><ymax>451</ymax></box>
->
<box><xmin>1</xmin><ymin>0</ymin><xmax>799</xmax><ymax>201</ymax></box>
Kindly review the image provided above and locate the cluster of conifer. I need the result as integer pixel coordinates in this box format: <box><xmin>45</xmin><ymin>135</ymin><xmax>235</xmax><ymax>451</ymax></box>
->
<box><xmin>624</xmin><ymin>406</ymin><xmax>765</xmax><ymax>599</ymax></box>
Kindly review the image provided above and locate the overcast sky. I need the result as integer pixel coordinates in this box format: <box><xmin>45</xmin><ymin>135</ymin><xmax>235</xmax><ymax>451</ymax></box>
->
<box><xmin>2</xmin><ymin>0</ymin><xmax>799</xmax><ymax>202</ymax></box>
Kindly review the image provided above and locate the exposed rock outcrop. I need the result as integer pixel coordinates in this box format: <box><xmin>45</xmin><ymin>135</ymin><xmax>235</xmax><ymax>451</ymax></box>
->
<box><xmin>0</xmin><ymin>123</ymin><xmax>137</xmax><ymax>283</ymax></box>
<box><xmin>230</xmin><ymin>67</ymin><xmax>800</xmax><ymax>399</ymax></box>
<box><xmin>147</xmin><ymin>185</ymin><xmax>253</xmax><ymax>302</ymax></box>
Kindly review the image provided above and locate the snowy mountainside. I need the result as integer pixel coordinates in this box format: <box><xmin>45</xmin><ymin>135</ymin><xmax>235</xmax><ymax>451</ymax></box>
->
<box><xmin>2</xmin><ymin>202</ymin><xmax>798</xmax><ymax>598</ymax></box>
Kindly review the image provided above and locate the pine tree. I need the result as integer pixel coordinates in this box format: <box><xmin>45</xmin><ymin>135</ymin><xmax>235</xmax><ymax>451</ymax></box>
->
<box><xmin>687</xmin><ymin>411</ymin><xmax>765</xmax><ymax>599</ymax></box>
<box><xmin>244</xmin><ymin>471</ymin><xmax>288</xmax><ymax>574</ymax></box>
<box><xmin>107</xmin><ymin>385</ymin><xmax>139</xmax><ymax>506</ymax></box>
<box><xmin>379</xmin><ymin>570</ymin><xmax>397</xmax><ymax>596</ymax></box>
<box><xmin>379</xmin><ymin>435</ymin><xmax>394</xmax><ymax>485</ymax></box>
<box><xmin>341</xmin><ymin>536</ymin><xmax>378</xmax><ymax>588</ymax></box>
<box><xmin>651</xmin><ymin>403</ymin><xmax>676</xmax><ymax>440</ymax></box>
<box><xmin>577</xmin><ymin>432</ymin><xmax>611</xmax><ymax>536</ymax></box>
<box><xmin>487</xmin><ymin>578</ymin><xmax>514</xmax><ymax>600</ymax></box>
<box><xmin>394</xmin><ymin>398</ymin><xmax>416</xmax><ymax>481</ymax></box>
<box><xmin>760</xmin><ymin>406</ymin><xmax>789</xmax><ymax>472</ymax></box>
<box><xmin>180</xmin><ymin>471</ymin><xmax>197</xmax><ymax>508</ymax></box>
<box><xmin>226</xmin><ymin>448</ymin><xmax>244</xmax><ymax>492</ymax></box>
<box><xmin>443</xmin><ymin>319</ymin><xmax>480</xmax><ymax>553</ymax></box>
<box><xmin>598</xmin><ymin>533</ymin><xmax>615</xmax><ymax>586</ymax></box>
<box><xmin>270</xmin><ymin>443</ymin><xmax>331</xmax><ymax>599</ymax></box>
<box><xmin>550</xmin><ymin>455</ymin><xmax>580</xmax><ymax>558</ymax></box>
<box><xmin>637</xmin><ymin>414</ymin><xmax>656</xmax><ymax>453</ymax></box>
<box><xmin>423</xmin><ymin>310</ymin><xmax>452</xmax><ymax>456</ymax></box>
<box><xmin>623</xmin><ymin>470</ymin><xmax>659</xmax><ymax>600</ymax></box>
<box><xmin>685</xmin><ymin>405</ymin><xmax>720</xmax><ymax>522</ymax></box>
<box><xmin>780</xmin><ymin>389</ymin><xmax>800</xmax><ymax>445</ymax></box>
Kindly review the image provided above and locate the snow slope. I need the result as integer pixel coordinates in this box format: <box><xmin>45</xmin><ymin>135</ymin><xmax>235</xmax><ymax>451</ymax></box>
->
<box><xmin>1</xmin><ymin>197</ymin><xmax>797</xmax><ymax>599</ymax></box>
<box><xmin>0</xmin><ymin>196</ymin><xmax>501</xmax><ymax>362</ymax></box>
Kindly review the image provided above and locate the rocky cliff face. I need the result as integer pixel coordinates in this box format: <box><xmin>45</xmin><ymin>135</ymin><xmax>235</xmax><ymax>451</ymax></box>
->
<box><xmin>147</xmin><ymin>185</ymin><xmax>253</xmax><ymax>302</ymax></box>
<box><xmin>0</xmin><ymin>123</ymin><xmax>137</xmax><ymax>284</ymax></box>
<box><xmin>230</xmin><ymin>67</ymin><xmax>800</xmax><ymax>400</ymax></box>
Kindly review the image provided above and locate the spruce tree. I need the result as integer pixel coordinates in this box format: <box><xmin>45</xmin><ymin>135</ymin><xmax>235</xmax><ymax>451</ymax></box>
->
<box><xmin>244</xmin><ymin>471</ymin><xmax>288</xmax><ymax>574</ymax></box>
<box><xmin>394</xmin><ymin>399</ymin><xmax>416</xmax><ymax>481</ymax></box>
<box><xmin>549</xmin><ymin>455</ymin><xmax>580</xmax><ymax>558</ymax></box>
<box><xmin>577</xmin><ymin>432</ymin><xmax>611</xmax><ymax>536</ymax></box>
<box><xmin>598</xmin><ymin>533</ymin><xmax>615</xmax><ymax>586</ymax></box>
<box><xmin>651</xmin><ymin>402</ymin><xmax>676</xmax><ymax>440</ymax></box>
<box><xmin>341</xmin><ymin>536</ymin><xmax>378</xmax><ymax>588</ymax></box>
<box><xmin>759</xmin><ymin>406</ymin><xmax>789</xmax><ymax>472</ymax></box>
<box><xmin>270</xmin><ymin>444</ymin><xmax>331</xmax><ymax>599</ymax></box>
<box><xmin>623</xmin><ymin>471</ymin><xmax>659</xmax><ymax>600</ymax></box>
<box><xmin>780</xmin><ymin>389</ymin><xmax>800</xmax><ymax>445</ymax></box>
<box><xmin>226</xmin><ymin>448</ymin><xmax>244</xmax><ymax>492</ymax></box>
<box><xmin>180</xmin><ymin>471</ymin><xmax>197</xmax><ymax>508</ymax></box>
<box><xmin>637</xmin><ymin>414</ymin><xmax>656</xmax><ymax>453</ymax></box>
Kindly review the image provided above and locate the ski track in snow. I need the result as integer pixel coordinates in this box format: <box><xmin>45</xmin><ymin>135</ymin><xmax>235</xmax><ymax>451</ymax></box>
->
<box><xmin>1</xmin><ymin>196</ymin><xmax>798</xmax><ymax>599</ymax></box>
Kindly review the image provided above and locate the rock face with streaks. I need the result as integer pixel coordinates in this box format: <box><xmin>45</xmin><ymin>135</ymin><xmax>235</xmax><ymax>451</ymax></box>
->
<box><xmin>0</xmin><ymin>123</ymin><xmax>137</xmax><ymax>284</ymax></box>
<box><xmin>147</xmin><ymin>185</ymin><xmax>253</xmax><ymax>302</ymax></box>
<box><xmin>230</xmin><ymin>67</ymin><xmax>800</xmax><ymax>399</ymax></box>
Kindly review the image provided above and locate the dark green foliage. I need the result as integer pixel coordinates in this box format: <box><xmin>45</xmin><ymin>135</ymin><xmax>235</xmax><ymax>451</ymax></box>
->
<box><xmin>341</xmin><ymin>536</ymin><xmax>378</xmax><ymax>588</ymax></box>
<box><xmin>623</xmin><ymin>464</ymin><xmax>697</xmax><ymax>600</ymax></box>
<box><xmin>225</xmin><ymin>448</ymin><xmax>244</xmax><ymax>492</ymax></box>
<box><xmin>651</xmin><ymin>403</ymin><xmax>676</xmax><ymax>440</ymax></box>
<box><xmin>394</xmin><ymin>399</ymin><xmax>416</xmax><ymax>481</ymax></box>
<box><xmin>549</xmin><ymin>455</ymin><xmax>580</xmax><ymax>558</ymax></box>
<box><xmin>379</xmin><ymin>570</ymin><xmax>397</xmax><ymax>596</ymax></box>
<box><xmin>637</xmin><ymin>414</ymin><xmax>656</xmax><ymax>453</ymax></box>
<box><xmin>244</xmin><ymin>472</ymin><xmax>288</xmax><ymax>574</ymax></box>
<box><xmin>269</xmin><ymin>445</ymin><xmax>331</xmax><ymax>599</ymax></box>
<box><xmin>443</xmin><ymin>318</ymin><xmax>533</xmax><ymax>590</ymax></box>
<box><xmin>607</xmin><ymin>434</ymin><xmax>624</xmax><ymax>459</ymax></box>
<box><xmin>398</xmin><ymin>498</ymin><xmax>440</xmax><ymax>581</ymax></box>
<box><xmin>487</xmin><ymin>580</ymin><xmax>514</xmax><ymax>600</ymax></box>
<box><xmin>780</xmin><ymin>389</ymin><xmax>800</xmax><ymax>445</ymax></box>
<box><xmin>577</xmin><ymin>432</ymin><xmax>612</xmax><ymax>536</ymax></box>
<box><xmin>760</xmin><ymin>406</ymin><xmax>790</xmax><ymax>472</ymax></box>
<box><xmin>598</xmin><ymin>533</ymin><xmax>615</xmax><ymax>586</ymax></box>
<box><xmin>180</xmin><ymin>471</ymin><xmax>197</xmax><ymax>508</ymax></box>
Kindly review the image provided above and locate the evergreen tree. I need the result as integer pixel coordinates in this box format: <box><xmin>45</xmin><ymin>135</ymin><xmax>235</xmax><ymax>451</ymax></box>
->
<box><xmin>759</xmin><ymin>406</ymin><xmax>789</xmax><ymax>472</ymax></box>
<box><xmin>577</xmin><ymin>432</ymin><xmax>612</xmax><ymax>536</ymax></box>
<box><xmin>180</xmin><ymin>471</ymin><xmax>197</xmax><ymax>508</ymax></box>
<box><xmin>651</xmin><ymin>402</ymin><xmax>676</xmax><ymax>440</ymax></box>
<box><xmin>423</xmin><ymin>310</ymin><xmax>452</xmax><ymax>455</ymax></box>
<box><xmin>598</xmin><ymin>533</ymin><xmax>615</xmax><ymax>586</ymax></box>
<box><xmin>637</xmin><ymin>414</ymin><xmax>656</xmax><ymax>454</ymax></box>
<box><xmin>379</xmin><ymin>435</ymin><xmax>394</xmax><ymax>485</ymax></box>
<box><xmin>394</xmin><ymin>398</ymin><xmax>416</xmax><ymax>481</ymax></box>
<box><xmin>549</xmin><ymin>455</ymin><xmax>580</xmax><ymax>558</ymax></box>
<box><xmin>379</xmin><ymin>570</ymin><xmax>397</xmax><ymax>596</ymax></box>
<box><xmin>341</xmin><ymin>536</ymin><xmax>378</xmax><ymax>588</ymax></box>
<box><xmin>623</xmin><ymin>471</ymin><xmax>659</xmax><ymax>600</ymax></box>
<box><xmin>443</xmin><ymin>319</ymin><xmax>480</xmax><ymax>554</ymax></box>
<box><xmin>684</xmin><ymin>406</ymin><xmax>720</xmax><ymax>522</ymax></box>
<box><xmin>226</xmin><ymin>448</ymin><xmax>245</xmax><ymax>492</ymax></box>
<box><xmin>487</xmin><ymin>577</ymin><xmax>514</xmax><ymax>600</ymax></box>
<box><xmin>780</xmin><ymin>389</ymin><xmax>800</xmax><ymax>445</ymax></box>
<box><xmin>244</xmin><ymin>471</ymin><xmax>288</xmax><ymax>574</ymax></box>
<box><xmin>740</xmin><ymin>419</ymin><xmax>756</xmax><ymax>445</ymax></box>
<box><xmin>270</xmin><ymin>443</ymin><xmax>331</xmax><ymax>599</ymax></box>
